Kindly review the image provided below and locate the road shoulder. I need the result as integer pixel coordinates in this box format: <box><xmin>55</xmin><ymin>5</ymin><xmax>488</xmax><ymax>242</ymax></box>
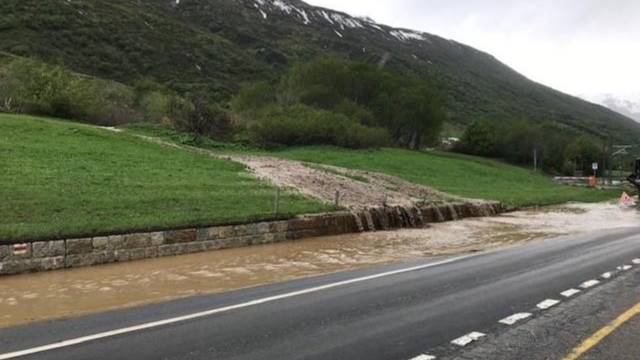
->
<box><xmin>448</xmin><ymin>268</ymin><xmax>640</xmax><ymax>360</ymax></box>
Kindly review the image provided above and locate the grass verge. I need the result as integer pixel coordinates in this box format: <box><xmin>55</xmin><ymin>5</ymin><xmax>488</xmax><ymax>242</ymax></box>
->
<box><xmin>0</xmin><ymin>115</ymin><xmax>331</xmax><ymax>242</ymax></box>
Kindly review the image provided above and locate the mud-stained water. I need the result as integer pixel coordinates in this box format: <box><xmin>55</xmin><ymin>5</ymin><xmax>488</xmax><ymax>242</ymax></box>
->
<box><xmin>0</xmin><ymin>203</ymin><xmax>638</xmax><ymax>328</ymax></box>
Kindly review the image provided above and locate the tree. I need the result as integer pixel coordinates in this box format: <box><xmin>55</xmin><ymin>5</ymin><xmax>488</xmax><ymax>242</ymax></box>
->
<box><xmin>393</xmin><ymin>85</ymin><xmax>445</xmax><ymax>149</ymax></box>
<box><xmin>564</xmin><ymin>136</ymin><xmax>602</xmax><ymax>174</ymax></box>
<box><xmin>278</xmin><ymin>57</ymin><xmax>348</xmax><ymax>108</ymax></box>
<box><xmin>229</xmin><ymin>56</ymin><xmax>446</xmax><ymax>150</ymax></box>
<box><xmin>456</xmin><ymin>118</ymin><xmax>500</xmax><ymax>156</ymax></box>
<box><xmin>499</xmin><ymin>120</ymin><xmax>542</xmax><ymax>165</ymax></box>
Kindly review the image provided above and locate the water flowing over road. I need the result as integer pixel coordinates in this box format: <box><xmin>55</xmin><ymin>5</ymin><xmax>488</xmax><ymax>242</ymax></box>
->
<box><xmin>0</xmin><ymin>202</ymin><xmax>637</xmax><ymax>329</ymax></box>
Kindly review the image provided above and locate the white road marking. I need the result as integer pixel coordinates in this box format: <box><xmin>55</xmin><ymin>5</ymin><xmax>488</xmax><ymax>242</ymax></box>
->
<box><xmin>499</xmin><ymin>312</ymin><xmax>532</xmax><ymax>325</ymax></box>
<box><xmin>580</xmin><ymin>280</ymin><xmax>600</xmax><ymax>289</ymax></box>
<box><xmin>451</xmin><ymin>332</ymin><xmax>486</xmax><ymax>347</ymax></box>
<box><xmin>561</xmin><ymin>289</ymin><xmax>581</xmax><ymax>298</ymax></box>
<box><xmin>617</xmin><ymin>265</ymin><xmax>633</xmax><ymax>271</ymax></box>
<box><xmin>601</xmin><ymin>272</ymin><xmax>612</xmax><ymax>280</ymax></box>
<box><xmin>0</xmin><ymin>255</ymin><xmax>476</xmax><ymax>360</ymax></box>
<box><xmin>409</xmin><ymin>355</ymin><xmax>436</xmax><ymax>360</ymax></box>
<box><xmin>537</xmin><ymin>299</ymin><xmax>561</xmax><ymax>310</ymax></box>
<box><xmin>632</xmin><ymin>259</ymin><xmax>640</xmax><ymax>265</ymax></box>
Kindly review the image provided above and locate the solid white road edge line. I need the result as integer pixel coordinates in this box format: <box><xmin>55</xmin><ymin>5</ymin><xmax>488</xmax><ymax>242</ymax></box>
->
<box><xmin>451</xmin><ymin>332</ymin><xmax>486</xmax><ymax>347</ymax></box>
<box><xmin>537</xmin><ymin>299</ymin><xmax>561</xmax><ymax>310</ymax></box>
<box><xmin>409</xmin><ymin>354</ymin><xmax>436</xmax><ymax>360</ymax></box>
<box><xmin>561</xmin><ymin>289</ymin><xmax>581</xmax><ymax>298</ymax></box>
<box><xmin>499</xmin><ymin>312</ymin><xmax>532</xmax><ymax>326</ymax></box>
<box><xmin>0</xmin><ymin>254</ymin><xmax>476</xmax><ymax>360</ymax></box>
<box><xmin>580</xmin><ymin>279</ymin><xmax>600</xmax><ymax>289</ymax></box>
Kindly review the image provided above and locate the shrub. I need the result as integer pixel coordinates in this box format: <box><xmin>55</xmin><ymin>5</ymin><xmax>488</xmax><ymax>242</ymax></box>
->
<box><xmin>232</xmin><ymin>57</ymin><xmax>446</xmax><ymax>149</ymax></box>
<box><xmin>248</xmin><ymin>105</ymin><xmax>390</xmax><ymax>149</ymax></box>
<box><xmin>140</xmin><ymin>91</ymin><xmax>170</xmax><ymax>123</ymax></box>
<box><xmin>334</xmin><ymin>99</ymin><xmax>375</xmax><ymax>126</ymax></box>
<box><xmin>230</xmin><ymin>81</ymin><xmax>276</xmax><ymax>114</ymax></box>
<box><xmin>0</xmin><ymin>58</ymin><xmax>138</xmax><ymax>125</ymax></box>
<box><xmin>169</xmin><ymin>95</ymin><xmax>233</xmax><ymax>140</ymax></box>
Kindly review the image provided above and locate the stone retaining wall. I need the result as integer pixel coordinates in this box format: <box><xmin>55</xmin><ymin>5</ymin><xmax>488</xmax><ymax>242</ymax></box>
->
<box><xmin>0</xmin><ymin>202</ymin><xmax>504</xmax><ymax>276</ymax></box>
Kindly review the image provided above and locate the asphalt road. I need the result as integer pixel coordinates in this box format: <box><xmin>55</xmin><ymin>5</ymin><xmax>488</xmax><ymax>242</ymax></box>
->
<box><xmin>2</xmin><ymin>227</ymin><xmax>640</xmax><ymax>360</ymax></box>
<box><xmin>582</xmin><ymin>316</ymin><xmax>640</xmax><ymax>360</ymax></box>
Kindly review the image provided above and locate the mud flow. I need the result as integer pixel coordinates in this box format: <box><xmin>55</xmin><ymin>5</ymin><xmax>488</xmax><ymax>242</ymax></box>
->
<box><xmin>0</xmin><ymin>202</ymin><xmax>638</xmax><ymax>328</ymax></box>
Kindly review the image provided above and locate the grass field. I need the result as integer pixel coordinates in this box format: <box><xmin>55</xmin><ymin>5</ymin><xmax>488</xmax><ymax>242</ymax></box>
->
<box><xmin>126</xmin><ymin>124</ymin><xmax>621</xmax><ymax>208</ymax></box>
<box><xmin>0</xmin><ymin>115</ymin><xmax>330</xmax><ymax>242</ymax></box>
<box><xmin>3</xmin><ymin>118</ymin><xmax>620</xmax><ymax>241</ymax></box>
<box><xmin>267</xmin><ymin>147</ymin><xmax>619</xmax><ymax>208</ymax></box>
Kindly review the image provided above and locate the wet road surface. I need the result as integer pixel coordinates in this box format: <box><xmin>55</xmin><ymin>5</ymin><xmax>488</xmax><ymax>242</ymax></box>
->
<box><xmin>0</xmin><ymin>203</ymin><xmax>637</xmax><ymax>329</ymax></box>
<box><xmin>580</xmin><ymin>316</ymin><xmax>640</xmax><ymax>360</ymax></box>
<box><xmin>450</xmin><ymin>259</ymin><xmax>640</xmax><ymax>360</ymax></box>
<box><xmin>1</xmin><ymin>224</ymin><xmax>640</xmax><ymax>360</ymax></box>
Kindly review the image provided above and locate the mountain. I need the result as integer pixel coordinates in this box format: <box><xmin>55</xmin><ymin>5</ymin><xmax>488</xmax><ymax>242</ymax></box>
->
<box><xmin>1</xmin><ymin>0</ymin><xmax>640</xmax><ymax>142</ymax></box>
<box><xmin>588</xmin><ymin>95</ymin><xmax>640</xmax><ymax>123</ymax></box>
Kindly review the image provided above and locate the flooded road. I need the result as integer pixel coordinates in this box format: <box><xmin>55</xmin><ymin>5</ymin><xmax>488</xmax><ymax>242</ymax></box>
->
<box><xmin>0</xmin><ymin>202</ymin><xmax>638</xmax><ymax>328</ymax></box>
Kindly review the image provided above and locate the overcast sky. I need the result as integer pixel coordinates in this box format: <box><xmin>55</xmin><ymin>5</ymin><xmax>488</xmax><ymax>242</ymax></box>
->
<box><xmin>307</xmin><ymin>0</ymin><xmax>640</xmax><ymax>102</ymax></box>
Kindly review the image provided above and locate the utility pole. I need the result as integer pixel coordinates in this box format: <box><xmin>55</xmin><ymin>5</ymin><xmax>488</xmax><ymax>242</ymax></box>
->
<box><xmin>533</xmin><ymin>147</ymin><xmax>538</xmax><ymax>171</ymax></box>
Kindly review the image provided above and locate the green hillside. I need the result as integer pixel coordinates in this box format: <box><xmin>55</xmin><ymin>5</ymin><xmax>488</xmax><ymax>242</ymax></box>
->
<box><xmin>128</xmin><ymin>123</ymin><xmax>620</xmax><ymax>208</ymax></box>
<box><xmin>268</xmin><ymin>147</ymin><xmax>618</xmax><ymax>207</ymax></box>
<box><xmin>1</xmin><ymin>0</ymin><xmax>639</xmax><ymax>142</ymax></box>
<box><xmin>1</xmin><ymin>114</ymin><xmax>617</xmax><ymax>242</ymax></box>
<box><xmin>0</xmin><ymin>114</ymin><xmax>330</xmax><ymax>242</ymax></box>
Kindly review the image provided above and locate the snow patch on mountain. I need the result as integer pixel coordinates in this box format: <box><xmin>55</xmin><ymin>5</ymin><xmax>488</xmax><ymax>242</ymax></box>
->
<box><xmin>390</xmin><ymin>29</ymin><xmax>427</xmax><ymax>42</ymax></box>
<box><xmin>328</xmin><ymin>13</ymin><xmax>363</xmax><ymax>29</ymax></box>
<box><xmin>249</xmin><ymin>0</ymin><xmax>432</xmax><ymax>43</ymax></box>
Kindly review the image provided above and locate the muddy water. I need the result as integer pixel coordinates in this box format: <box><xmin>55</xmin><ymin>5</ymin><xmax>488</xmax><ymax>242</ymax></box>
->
<box><xmin>0</xmin><ymin>203</ymin><xmax>638</xmax><ymax>328</ymax></box>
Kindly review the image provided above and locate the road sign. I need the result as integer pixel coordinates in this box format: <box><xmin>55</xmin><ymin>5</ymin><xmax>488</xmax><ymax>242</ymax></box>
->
<box><xmin>592</xmin><ymin>163</ymin><xmax>599</xmax><ymax>171</ymax></box>
<box><xmin>13</xmin><ymin>243</ymin><xmax>28</xmax><ymax>255</ymax></box>
<box><xmin>619</xmin><ymin>192</ymin><xmax>636</xmax><ymax>208</ymax></box>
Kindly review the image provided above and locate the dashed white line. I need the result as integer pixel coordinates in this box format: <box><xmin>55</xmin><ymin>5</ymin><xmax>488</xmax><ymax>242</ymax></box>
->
<box><xmin>580</xmin><ymin>279</ymin><xmax>600</xmax><ymax>289</ymax></box>
<box><xmin>0</xmin><ymin>254</ymin><xmax>477</xmax><ymax>360</ymax></box>
<box><xmin>632</xmin><ymin>259</ymin><xmax>640</xmax><ymax>265</ymax></box>
<box><xmin>537</xmin><ymin>299</ymin><xmax>561</xmax><ymax>310</ymax></box>
<box><xmin>409</xmin><ymin>355</ymin><xmax>436</xmax><ymax>360</ymax></box>
<box><xmin>601</xmin><ymin>272</ymin><xmax>612</xmax><ymax>279</ymax></box>
<box><xmin>499</xmin><ymin>312</ymin><xmax>532</xmax><ymax>325</ymax></box>
<box><xmin>451</xmin><ymin>332</ymin><xmax>486</xmax><ymax>347</ymax></box>
<box><xmin>561</xmin><ymin>288</ymin><xmax>581</xmax><ymax>298</ymax></box>
<box><xmin>617</xmin><ymin>265</ymin><xmax>633</xmax><ymax>271</ymax></box>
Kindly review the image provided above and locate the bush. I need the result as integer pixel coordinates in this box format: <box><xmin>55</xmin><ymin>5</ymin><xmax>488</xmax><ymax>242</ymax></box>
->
<box><xmin>140</xmin><ymin>91</ymin><xmax>170</xmax><ymax>123</ymax></box>
<box><xmin>455</xmin><ymin>118</ymin><xmax>500</xmax><ymax>156</ymax></box>
<box><xmin>334</xmin><ymin>99</ymin><xmax>375</xmax><ymax>126</ymax></box>
<box><xmin>230</xmin><ymin>81</ymin><xmax>276</xmax><ymax>114</ymax></box>
<box><xmin>248</xmin><ymin>105</ymin><xmax>390</xmax><ymax>149</ymax></box>
<box><xmin>0</xmin><ymin>58</ymin><xmax>138</xmax><ymax>125</ymax></box>
<box><xmin>232</xmin><ymin>57</ymin><xmax>446</xmax><ymax>149</ymax></box>
<box><xmin>169</xmin><ymin>95</ymin><xmax>233</xmax><ymax>140</ymax></box>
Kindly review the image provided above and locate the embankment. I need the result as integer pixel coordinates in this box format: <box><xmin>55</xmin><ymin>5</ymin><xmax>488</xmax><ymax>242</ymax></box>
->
<box><xmin>0</xmin><ymin>202</ymin><xmax>504</xmax><ymax>276</ymax></box>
